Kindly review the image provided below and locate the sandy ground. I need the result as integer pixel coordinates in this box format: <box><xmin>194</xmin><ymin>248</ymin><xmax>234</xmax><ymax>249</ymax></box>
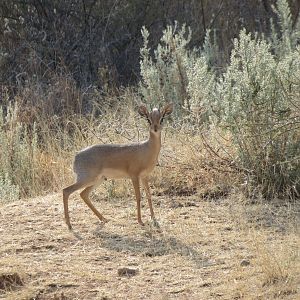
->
<box><xmin>0</xmin><ymin>190</ymin><xmax>299</xmax><ymax>299</ymax></box>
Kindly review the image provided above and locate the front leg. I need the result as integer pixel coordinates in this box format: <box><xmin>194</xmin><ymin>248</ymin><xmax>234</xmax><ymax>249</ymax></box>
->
<box><xmin>131</xmin><ymin>177</ymin><xmax>144</xmax><ymax>226</ymax></box>
<box><xmin>142</xmin><ymin>177</ymin><xmax>160</xmax><ymax>227</ymax></box>
<box><xmin>141</xmin><ymin>177</ymin><xmax>155</xmax><ymax>219</ymax></box>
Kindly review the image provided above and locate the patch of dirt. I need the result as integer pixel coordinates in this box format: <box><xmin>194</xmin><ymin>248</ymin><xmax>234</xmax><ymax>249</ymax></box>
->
<box><xmin>0</xmin><ymin>273</ymin><xmax>23</xmax><ymax>292</ymax></box>
<box><xmin>117</xmin><ymin>267</ymin><xmax>138</xmax><ymax>277</ymax></box>
<box><xmin>200</xmin><ymin>185</ymin><xmax>231</xmax><ymax>200</ymax></box>
<box><xmin>157</xmin><ymin>185</ymin><xmax>197</xmax><ymax>197</ymax></box>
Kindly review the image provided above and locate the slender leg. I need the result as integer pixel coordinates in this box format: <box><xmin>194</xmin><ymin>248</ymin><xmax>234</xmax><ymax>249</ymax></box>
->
<box><xmin>63</xmin><ymin>182</ymin><xmax>85</xmax><ymax>230</ymax></box>
<box><xmin>131</xmin><ymin>177</ymin><xmax>144</xmax><ymax>225</ymax></box>
<box><xmin>142</xmin><ymin>177</ymin><xmax>155</xmax><ymax>220</ymax></box>
<box><xmin>80</xmin><ymin>186</ymin><xmax>108</xmax><ymax>223</ymax></box>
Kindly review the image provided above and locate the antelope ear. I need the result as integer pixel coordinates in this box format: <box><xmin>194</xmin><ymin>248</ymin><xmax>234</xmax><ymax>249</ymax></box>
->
<box><xmin>161</xmin><ymin>103</ymin><xmax>173</xmax><ymax>117</ymax></box>
<box><xmin>138</xmin><ymin>104</ymin><xmax>150</xmax><ymax>119</ymax></box>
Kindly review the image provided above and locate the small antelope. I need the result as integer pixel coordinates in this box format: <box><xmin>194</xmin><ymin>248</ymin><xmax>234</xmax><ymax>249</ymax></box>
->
<box><xmin>63</xmin><ymin>103</ymin><xmax>173</xmax><ymax>229</ymax></box>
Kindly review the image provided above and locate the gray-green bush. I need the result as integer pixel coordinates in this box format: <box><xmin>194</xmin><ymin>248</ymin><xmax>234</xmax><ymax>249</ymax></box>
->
<box><xmin>0</xmin><ymin>173</ymin><xmax>20</xmax><ymax>202</ymax></box>
<box><xmin>216</xmin><ymin>0</ymin><xmax>300</xmax><ymax>198</ymax></box>
<box><xmin>269</xmin><ymin>0</ymin><xmax>300</xmax><ymax>58</ymax></box>
<box><xmin>217</xmin><ymin>29</ymin><xmax>299</xmax><ymax>198</ymax></box>
<box><xmin>139</xmin><ymin>23</ymin><xmax>192</xmax><ymax>113</ymax></box>
<box><xmin>139</xmin><ymin>22</ymin><xmax>215</xmax><ymax>121</ymax></box>
<box><xmin>139</xmin><ymin>0</ymin><xmax>300</xmax><ymax>199</ymax></box>
<box><xmin>0</xmin><ymin>102</ymin><xmax>39</xmax><ymax>197</ymax></box>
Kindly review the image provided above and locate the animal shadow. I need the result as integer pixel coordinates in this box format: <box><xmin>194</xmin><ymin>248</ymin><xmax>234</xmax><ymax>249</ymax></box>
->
<box><xmin>93</xmin><ymin>227</ymin><xmax>213</xmax><ymax>268</ymax></box>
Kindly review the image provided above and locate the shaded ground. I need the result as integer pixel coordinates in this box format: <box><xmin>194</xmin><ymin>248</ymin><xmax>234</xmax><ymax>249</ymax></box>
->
<box><xmin>0</xmin><ymin>191</ymin><xmax>299</xmax><ymax>299</ymax></box>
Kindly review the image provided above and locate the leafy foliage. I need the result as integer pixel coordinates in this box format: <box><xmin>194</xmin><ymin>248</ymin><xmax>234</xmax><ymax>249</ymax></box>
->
<box><xmin>139</xmin><ymin>0</ymin><xmax>300</xmax><ymax>199</ymax></box>
<box><xmin>140</xmin><ymin>23</ymin><xmax>215</xmax><ymax>120</ymax></box>
<box><xmin>139</xmin><ymin>23</ymin><xmax>192</xmax><ymax>113</ymax></box>
<box><xmin>217</xmin><ymin>29</ymin><xmax>299</xmax><ymax>198</ymax></box>
<box><xmin>269</xmin><ymin>0</ymin><xmax>300</xmax><ymax>57</ymax></box>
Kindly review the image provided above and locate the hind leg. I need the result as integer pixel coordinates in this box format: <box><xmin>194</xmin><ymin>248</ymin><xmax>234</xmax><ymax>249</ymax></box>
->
<box><xmin>80</xmin><ymin>185</ymin><xmax>108</xmax><ymax>223</ymax></box>
<box><xmin>63</xmin><ymin>182</ymin><xmax>85</xmax><ymax>230</ymax></box>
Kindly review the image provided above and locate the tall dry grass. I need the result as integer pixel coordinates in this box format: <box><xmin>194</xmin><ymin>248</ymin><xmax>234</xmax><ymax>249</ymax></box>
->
<box><xmin>0</xmin><ymin>80</ymin><xmax>235</xmax><ymax>202</ymax></box>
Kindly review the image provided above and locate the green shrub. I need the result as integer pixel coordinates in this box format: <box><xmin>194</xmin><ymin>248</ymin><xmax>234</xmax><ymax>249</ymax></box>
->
<box><xmin>269</xmin><ymin>0</ymin><xmax>300</xmax><ymax>57</ymax></box>
<box><xmin>217</xmin><ymin>29</ymin><xmax>300</xmax><ymax>198</ymax></box>
<box><xmin>0</xmin><ymin>173</ymin><xmax>20</xmax><ymax>202</ymax></box>
<box><xmin>139</xmin><ymin>2</ymin><xmax>300</xmax><ymax>199</ymax></box>
<box><xmin>139</xmin><ymin>22</ymin><xmax>215</xmax><ymax>123</ymax></box>
<box><xmin>139</xmin><ymin>22</ymin><xmax>191</xmax><ymax>113</ymax></box>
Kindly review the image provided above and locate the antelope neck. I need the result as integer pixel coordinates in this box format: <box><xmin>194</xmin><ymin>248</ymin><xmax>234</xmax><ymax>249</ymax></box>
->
<box><xmin>148</xmin><ymin>130</ymin><xmax>162</xmax><ymax>153</ymax></box>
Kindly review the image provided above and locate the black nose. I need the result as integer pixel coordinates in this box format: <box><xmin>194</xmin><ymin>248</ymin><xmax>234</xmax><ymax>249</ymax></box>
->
<box><xmin>154</xmin><ymin>125</ymin><xmax>158</xmax><ymax>132</ymax></box>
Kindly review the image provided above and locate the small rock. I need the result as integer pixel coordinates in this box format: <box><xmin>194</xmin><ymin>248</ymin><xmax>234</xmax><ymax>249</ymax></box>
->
<box><xmin>240</xmin><ymin>259</ymin><xmax>250</xmax><ymax>266</ymax></box>
<box><xmin>117</xmin><ymin>267</ymin><xmax>138</xmax><ymax>277</ymax></box>
<box><xmin>224</xmin><ymin>226</ymin><xmax>233</xmax><ymax>231</ymax></box>
<box><xmin>185</xmin><ymin>201</ymin><xmax>197</xmax><ymax>207</ymax></box>
<box><xmin>200</xmin><ymin>282</ymin><xmax>212</xmax><ymax>287</ymax></box>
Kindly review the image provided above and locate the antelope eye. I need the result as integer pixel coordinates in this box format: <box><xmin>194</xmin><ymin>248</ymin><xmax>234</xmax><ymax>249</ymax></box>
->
<box><xmin>160</xmin><ymin>118</ymin><xmax>164</xmax><ymax>124</ymax></box>
<box><xmin>147</xmin><ymin>118</ymin><xmax>151</xmax><ymax>125</ymax></box>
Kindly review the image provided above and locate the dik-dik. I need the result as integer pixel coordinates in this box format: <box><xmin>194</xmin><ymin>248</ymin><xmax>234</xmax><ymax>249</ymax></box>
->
<box><xmin>63</xmin><ymin>103</ymin><xmax>173</xmax><ymax>229</ymax></box>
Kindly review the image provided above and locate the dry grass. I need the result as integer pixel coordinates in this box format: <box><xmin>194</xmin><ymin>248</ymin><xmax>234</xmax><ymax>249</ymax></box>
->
<box><xmin>0</xmin><ymin>190</ymin><xmax>299</xmax><ymax>299</ymax></box>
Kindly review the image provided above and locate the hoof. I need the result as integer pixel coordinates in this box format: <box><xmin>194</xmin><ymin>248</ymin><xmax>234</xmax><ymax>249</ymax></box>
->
<box><xmin>101</xmin><ymin>218</ymin><xmax>109</xmax><ymax>223</ymax></box>
<box><xmin>138</xmin><ymin>220</ymin><xmax>145</xmax><ymax>226</ymax></box>
<box><xmin>65</xmin><ymin>220</ymin><xmax>72</xmax><ymax>230</ymax></box>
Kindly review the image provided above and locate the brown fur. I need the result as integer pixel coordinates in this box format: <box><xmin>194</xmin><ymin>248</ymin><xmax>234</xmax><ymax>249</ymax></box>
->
<box><xmin>63</xmin><ymin>103</ymin><xmax>173</xmax><ymax>229</ymax></box>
